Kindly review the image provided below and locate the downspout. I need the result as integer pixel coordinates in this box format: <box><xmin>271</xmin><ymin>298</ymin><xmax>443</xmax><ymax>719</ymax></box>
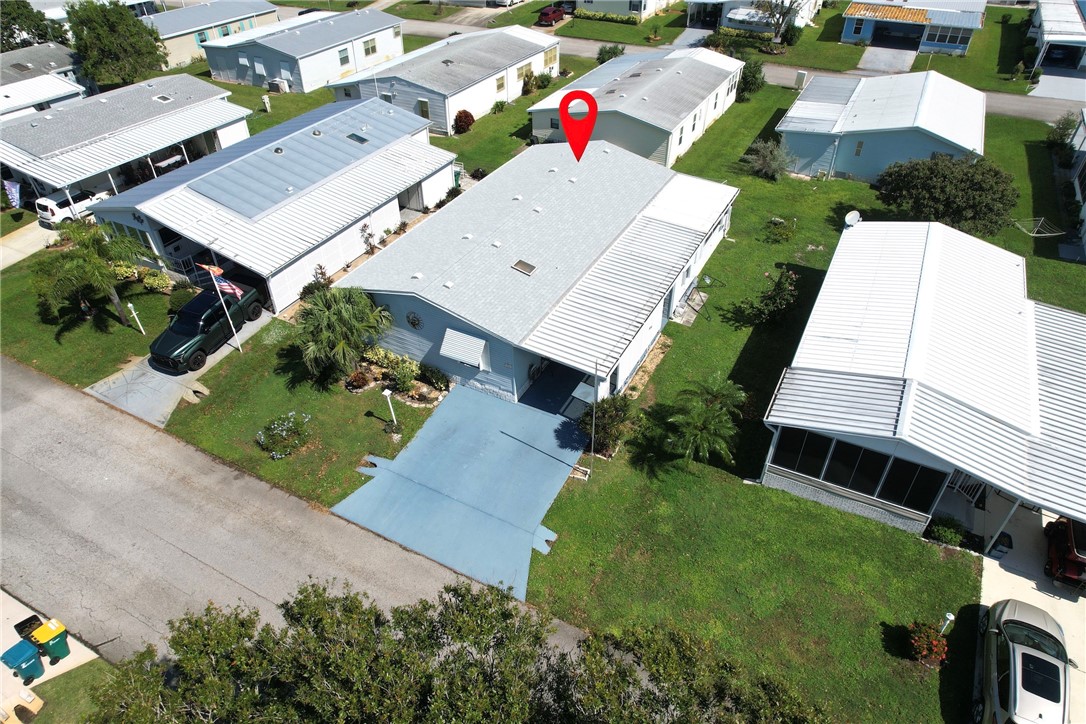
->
<box><xmin>827</xmin><ymin>137</ymin><xmax>841</xmax><ymax>178</ymax></box>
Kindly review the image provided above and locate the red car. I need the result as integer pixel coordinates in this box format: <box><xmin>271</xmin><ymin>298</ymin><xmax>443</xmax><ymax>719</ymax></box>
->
<box><xmin>1044</xmin><ymin>516</ymin><xmax>1086</xmax><ymax>591</ymax></box>
<box><xmin>538</xmin><ymin>5</ymin><xmax>564</xmax><ymax>25</ymax></box>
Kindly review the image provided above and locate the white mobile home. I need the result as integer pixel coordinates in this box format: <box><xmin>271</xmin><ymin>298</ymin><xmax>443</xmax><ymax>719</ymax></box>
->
<box><xmin>0</xmin><ymin>43</ymin><xmax>87</xmax><ymax>120</ymax></box>
<box><xmin>330</xmin><ymin>27</ymin><xmax>558</xmax><ymax>136</ymax></box>
<box><xmin>203</xmin><ymin>9</ymin><xmax>403</xmax><ymax>93</ymax></box>
<box><xmin>338</xmin><ymin>142</ymin><xmax>739</xmax><ymax>405</ymax></box>
<box><xmin>141</xmin><ymin>0</ymin><xmax>280</xmax><ymax>68</ymax></box>
<box><xmin>92</xmin><ymin>99</ymin><xmax>455</xmax><ymax>313</ymax></box>
<box><xmin>529</xmin><ymin>48</ymin><xmax>743</xmax><ymax>167</ymax></box>
<box><xmin>1029</xmin><ymin>0</ymin><xmax>1086</xmax><ymax>70</ymax></box>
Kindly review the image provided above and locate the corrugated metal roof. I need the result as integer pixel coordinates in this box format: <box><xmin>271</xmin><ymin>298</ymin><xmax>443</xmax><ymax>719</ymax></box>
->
<box><xmin>341</xmin><ymin>142</ymin><xmax>738</xmax><ymax>375</ymax></box>
<box><xmin>189</xmin><ymin>99</ymin><xmax>429</xmax><ymax>218</ymax></box>
<box><xmin>0</xmin><ymin>74</ymin><xmax>84</xmax><ymax>116</ymax></box>
<box><xmin>845</xmin><ymin>0</ymin><xmax>985</xmax><ymax>28</ymax></box>
<box><xmin>1</xmin><ymin>75</ymin><xmax>233</xmax><ymax>157</ymax></box>
<box><xmin>331</xmin><ymin>26</ymin><xmax>555</xmax><ymax>96</ymax></box>
<box><xmin>844</xmin><ymin>2</ymin><xmax>931</xmax><ymax>23</ymax></box>
<box><xmin>440</xmin><ymin>328</ymin><xmax>487</xmax><ymax>367</ymax></box>
<box><xmin>200</xmin><ymin>12</ymin><xmax>335</xmax><ymax>47</ymax></box>
<box><xmin>766</xmin><ymin>368</ymin><xmax>907</xmax><ymax>437</ymax></box>
<box><xmin>232</xmin><ymin>10</ymin><xmax>401</xmax><ymax>59</ymax></box>
<box><xmin>1</xmin><ymin>42</ymin><xmax>78</xmax><ymax>84</ymax></box>
<box><xmin>141</xmin><ymin>0</ymin><xmax>277</xmax><ymax>38</ymax></box>
<box><xmin>770</xmin><ymin>221</ymin><xmax>1086</xmax><ymax>522</ymax></box>
<box><xmin>777</xmin><ymin>71</ymin><xmax>985</xmax><ymax>154</ymax></box>
<box><xmin>1035</xmin><ymin>0</ymin><xmax>1086</xmax><ymax>43</ymax></box>
<box><xmin>0</xmin><ymin>98</ymin><xmax>250</xmax><ymax>188</ymax></box>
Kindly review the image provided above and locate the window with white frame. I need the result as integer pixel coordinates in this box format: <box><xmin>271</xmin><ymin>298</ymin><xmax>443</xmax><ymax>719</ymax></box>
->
<box><xmin>550</xmin><ymin>117</ymin><xmax>559</xmax><ymax>129</ymax></box>
<box><xmin>379</xmin><ymin>91</ymin><xmax>393</xmax><ymax>103</ymax></box>
<box><xmin>516</xmin><ymin>63</ymin><xmax>531</xmax><ymax>81</ymax></box>
<box><xmin>393</xmin><ymin>25</ymin><xmax>402</xmax><ymax>37</ymax></box>
<box><xmin>363</xmin><ymin>38</ymin><xmax>377</xmax><ymax>56</ymax></box>
<box><xmin>279</xmin><ymin>61</ymin><xmax>292</xmax><ymax>80</ymax></box>
<box><xmin>343</xmin><ymin>87</ymin><xmax>353</xmax><ymax>98</ymax></box>
<box><xmin>854</xmin><ymin>140</ymin><xmax>864</xmax><ymax>156</ymax></box>
<box><xmin>195</xmin><ymin>30</ymin><xmax>208</xmax><ymax>44</ymax></box>
<box><xmin>713</xmin><ymin>92</ymin><xmax>718</xmax><ymax>109</ymax></box>
<box><xmin>238</xmin><ymin>51</ymin><xmax>248</xmax><ymax>66</ymax></box>
<box><xmin>925</xmin><ymin>25</ymin><xmax>972</xmax><ymax>45</ymax></box>
<box><xmin>253</xmin><ymin>57</ymin><xmax>265</xmax><ymax>75</ymax></box>
<box><xmin>851</xmin><ymin>18</ymin><xmax>863</xmax><ymax>35</ymax></box>
<box><xmin>496</xmin><ymin>75</ymin><xmax>505</xmax><ymax>92</ymax></box>
<box><xmin>418</xmin><ymin>98</ymin><xmax>429</xmax><ymax>119</ymax></box>
<box><xmin>544</xmin><ymin>47</ymin><xmax>557</xmax><ymax>66</ymax></box>
<box><xmin>339</xmin><ymin>47</ymin><xmax>350</xmax><ymax>66</ymax></box>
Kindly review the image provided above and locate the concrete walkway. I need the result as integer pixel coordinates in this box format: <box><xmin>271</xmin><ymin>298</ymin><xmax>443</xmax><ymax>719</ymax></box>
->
<box><xmin>0</xmin><ymin>222</ymin><xmax>56</xmax><ymax>270</ymax></box>
<box><xmin>1</xmin><ymin>590</ymin><xmax>99</xmax><ymax>700</ymax></box>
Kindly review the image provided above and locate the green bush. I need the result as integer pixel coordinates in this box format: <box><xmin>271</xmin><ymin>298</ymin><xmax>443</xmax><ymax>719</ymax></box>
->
<box><xmin>521</xmin><ymin>72</ymin><xmax>538</xmax><ymax>96</ymax></box>
<box><xmin>168</xmin><ymin>287</ymin><xmax>200</xmax><ymax>314</ymax></box>
<box><xmin>781</xmin><ymin>23</ymin><xmax>803</xmax><ymax>46</ymax></box>
<box><xmin>453</xmin><ymin>109</ymin><xmax>475</xmax><ymax>134</ymax></box>
<box><xmin>111</xmin><ymin>261</ymin><xmax>139</xmax><ymax>281</ymax></box>
<box><xmin>737</xmin><ymin>55</ymin><xmax>765</xmax><ymax>102</ymax></box>
<box><xmin>299</xmin><ymin>264</ymin><xmax>332</xmax><ymax>301</ymax></box>
<box><xmin>535</xmin><ymin>71</ymin><xmax>553</xmax><ymax>89</ymax></box>
<box><xmin>491</xmin><ymin>99</ymin><xmax>508</xmax><ymax>114</ymax></box>
<box><xmin>142</xmin><ymin>269</ymin><xmax>172</xmax><ymax>292</ymax></box>
<box><xmin>419</xmin><ymin>363</ymin><xmax>450</xmax><ymax>391</ymax></box>
<box><xmin>705</xmin><ymin>26</ymin><xmax>772</xmax><ymax>49</ymax></box>
<box><xmin>925</xmin><ymin>516</ymin><xmax>966</xmax><ymax>547</ymax></box>
<box><xmin>255</xmin><ymin>411</ymin><xmax>312</xmax><ymax>460</ymax></box>
<box><xmin>387</xmin><ymin>355</ymin><xmax>420</xmax><ymax>393</ymax></box>
<box><xmin>729</xmin><ymin>269</ymin><xmax>800</xmax><ymax>325</ymax></box>
<box><xmin>596</xmin><ymin>43</ymin><xmax>626</xmax><ymax>64</ymax></box>
<box><xmin>444</xmin><ymin>186</ymin><xmax>463</xmax><ymax>203</ymax></box>
<box><xmin>573</xmin><ymin>8</ymin><xmax>638</xmax><ymax>24</ymax></box>
<box><xmin>1022</xmin><ymin>42</ymin><xmax>1038</xmax><ymax>66</ymax></box>
<box><xmin>761</xmin><ymin>217</ymin><xmax>796</xmax><ymax>244</ymax></box>
<box><xmin>361</xmin><ymin>345</ymin><xmax>399</xmax><ymax>369</ymax></box>
<box><xmin>578</xmin><ymin>394</ymin><xmax>636</xmax><ymax>455</ymax></box>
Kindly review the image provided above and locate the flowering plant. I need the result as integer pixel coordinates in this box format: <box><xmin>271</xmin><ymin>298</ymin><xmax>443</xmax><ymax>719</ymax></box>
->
<box><xmin>256</xmin><ymin>411</ymin><xmax>312</xmax><ymax>460</ymax></box>
<box><xmin>908</xmin><ymin>621</ymin><xmax>948</xmax><ymax>665</ymax></box>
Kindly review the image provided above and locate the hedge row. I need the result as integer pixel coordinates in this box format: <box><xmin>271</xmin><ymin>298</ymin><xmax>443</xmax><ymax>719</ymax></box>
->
<box><xmin>572</xmin><ymin>8</ymin><xmax>639</xmax><ymax>25</ymax></box>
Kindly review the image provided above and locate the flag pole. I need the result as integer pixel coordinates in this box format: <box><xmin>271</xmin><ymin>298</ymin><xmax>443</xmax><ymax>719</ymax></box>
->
<box><xmin>211</xmin><ymin>274</ymin><xmax>244</xmax><ymax>355</ymax></box>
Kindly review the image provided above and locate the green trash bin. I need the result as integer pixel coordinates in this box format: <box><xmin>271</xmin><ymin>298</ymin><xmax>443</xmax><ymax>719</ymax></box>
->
<box><xmin>453</xmin><ymin>168</ymin><xmax>462</xmax><ymax>188</ymax></box>
<box><xmin>30</xmin><ymin>620</ymin><xmax>70</xmax><ymax>665</ymax></box>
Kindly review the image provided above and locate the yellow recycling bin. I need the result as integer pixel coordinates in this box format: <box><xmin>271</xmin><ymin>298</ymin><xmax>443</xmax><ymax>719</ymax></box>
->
<box><xmin>29</xmin><ymin>620</ymin><xmax>70</xmax><ymax>665</ymax></box>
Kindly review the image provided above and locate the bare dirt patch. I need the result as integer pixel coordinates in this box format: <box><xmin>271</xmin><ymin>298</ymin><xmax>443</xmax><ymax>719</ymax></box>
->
<box><xmin>626</xmin><ymin>335</ymin><xmax>672</xmax><ymax>400</ymax></box>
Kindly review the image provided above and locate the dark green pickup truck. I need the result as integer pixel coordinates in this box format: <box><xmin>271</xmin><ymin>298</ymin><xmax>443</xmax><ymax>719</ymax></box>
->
<box><xmin>150</xmin><ymin>284</ymin><xmax>265</xmax><ymax>373</ymax></box>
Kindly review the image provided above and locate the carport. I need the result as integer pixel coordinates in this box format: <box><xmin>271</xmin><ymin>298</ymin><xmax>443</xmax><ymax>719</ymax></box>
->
<box><xmin>332</xmin><ymin>386</ymin><xmax>586</xmax><ymax>599</ymax></box>
<box><xmin>871</xmin><ymin>21</ymin><xmax>923</xmax><ymax>49</ymax></box>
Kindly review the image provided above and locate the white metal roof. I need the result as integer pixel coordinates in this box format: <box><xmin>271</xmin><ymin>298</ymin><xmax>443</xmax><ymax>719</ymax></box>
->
<box><xmin>200</xmin><ymin>12</ymin><xmax>336</xmax><ymax>47</ymax></box>
<box><xmin>0</xmin><ymin>74</ymin><xmax>84</xmax><ymax>117</ymax></box>
<box><xmin>1035</xmin><ymin>0</ymin><xmax>1086</xmax><ymax>45</ymax></box>
<box><xmin>777</xmin><ymin>71</ymin><xmax>985</xmax><ymax>154</ymax></box>
<box><xmin>201</xmin><ymin>9</ymin><xmax>400</xmax><ymax>58</ymax></box>
<box><xmin>768</xmin><ymin>221</ymin><xmax>1086</xmax><ymax>522</ymax></box>
<box><xmin>141</xmin><ymin>0</ymin><xmax>278</xmax><ymax>39</ymax></box>
<box><xmin>0</xmin><ymin>98</ymin><xmax>250</xmax><ymax>188</ymax></box>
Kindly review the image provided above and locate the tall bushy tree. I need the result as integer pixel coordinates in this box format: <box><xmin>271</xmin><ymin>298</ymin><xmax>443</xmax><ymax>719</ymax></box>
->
<box><xmin>754</xmin><ymin>0</ymin><xmax>804</xmax><ymax>42</ymax></box>
<box><xmin>297</xmin><ymin>286</ymin><xmax>391</xmax><ymax>378</ymax></box>
<box><xmin>1</xmin><ymin>0</ymin><xmax>66</xmax><ymax>51</ymax></box>
<box><xmin>67</xmin><ymin>0</ymin><xmax>167</xmax><ymax>85</ymax></box>
<box><xmin>31</xmin><ymin>221</ymin><xmax>150</xmax><ymax>326</ymax></box>
<box><xmin>876</xmin><ymin>155</ymin><xmax>1019</xmax><ymax>237</ymax></box>
<box><xmin>669</xmin><ymin>374</ymin><xmax>746</xmax><ymax>465</ymax></box>
<box><xmin>737</xmin><ymin>55</ymin><xmax>765</xmax><ymax>101</ymax></box>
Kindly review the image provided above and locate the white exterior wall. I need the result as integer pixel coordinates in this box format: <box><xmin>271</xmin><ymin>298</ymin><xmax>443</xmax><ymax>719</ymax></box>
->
<box><xmin>419</xmin><ymin>164</ymin><xmax>456</xmax><ymax>206</ymax></box>
<box><xmin>214</xmin><ymin>118</ymin><xmax>251</xmax><ymax>149</ymax></box>
<box><xmin>442</xmin><ymin>46</ymin><xmax>558</xmax><ymax>135</ymax></box>
<box><xmin>579</xmin><ymin>0</ymin><xmax>665</xmax><ymax>20</ymax></box>
<box><xmin>295</xmin><ymin>26</ymin><xmax>404</xmax><ymax>93</ymax></box>
<box><xmin>665</xmin><ymin>76</ymin><xmax>737</xmax><ymax>166</ymax></box>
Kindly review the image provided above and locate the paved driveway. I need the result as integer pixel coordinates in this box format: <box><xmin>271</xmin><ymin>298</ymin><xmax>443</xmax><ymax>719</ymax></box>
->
<box><xmin>334</xmin><ymin>386</ymin><xmax>585</xmax><ymax>600</ymax></box>
<box><xmin>0</xmin><ymin>358</ymin><xmax>460</xmax><ymax>662</ymax></box>
<box><xmin>857</xmin><ymin>46</ymin><xmax>918</xmax><ymax>74</ymax></box>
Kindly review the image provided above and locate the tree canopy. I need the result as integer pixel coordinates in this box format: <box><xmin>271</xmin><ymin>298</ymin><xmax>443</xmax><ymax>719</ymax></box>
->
<box><xmin>297</xmin><ymin>286</ymin><xmax>392</xmax><ymax>379</ymax></box>
<box><xmin>0</xmin><ymin>0</ymin><xmax>65</xmax><ymax>52</ymax></box>
<box><xmin>67</xmin><ymin>0</ymin><xmax>167</xmax><ymax>86</ymax></box>
<box><xmin>754</xmin><ymin>0</ymin><xmax>804</xmax><ymax>41</ymax></box>
<box><xmin>91</xmin><ymin>581</ymin><xmax>825</xmax><ymax>723</ymax></box>
<box><xmin>875</xmin><ymin>155</ymin><xmax>1019</xmax><ymax>237</ymax></box>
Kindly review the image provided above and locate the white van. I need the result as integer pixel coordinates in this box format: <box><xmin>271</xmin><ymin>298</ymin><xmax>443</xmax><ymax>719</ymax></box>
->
<box><xmin>35</xmin><ymin>189</ymin><xmax>111</xmax><ymax>227</ymax></box>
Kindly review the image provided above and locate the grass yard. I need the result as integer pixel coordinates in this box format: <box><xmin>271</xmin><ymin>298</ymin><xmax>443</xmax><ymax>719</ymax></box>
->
<box><xmin>33</xmin><ymin>659</ymin><xmax>113</xmax><ymax>723</ymax></box>
<box><xmin>386</xmin><ymin>0</ymin><xmax>461</xmax><ymax>21</ymax></box>
<box><xmin>555</xmin><ymin>5</ymin><xmax>688</xmax><ymax>46</ymax></box>
<box><xmin>711</xmin><ymin>2</ymin><xmax>864</xmax><ymax>72</ymax></box>
<box><xmin>489</xmin><ymin>0</ymin><xmax>552</xmax><ymax>27</ymax></box>
<box><xmin>430</xmin><ymin>55</ymin><xmax>596</xmax><ymax>173</ymax></box>
<box><xmin>166</xmin><ymin>320</ymin><xmax>433</xmax><ymax>507</ymax></box>
<box><xmin>270</xmin><ymin>0</ymin><xmax>372</xmax><ymax>10</ymax></box>
<box><xmin>1</xmin><ymin>206</ymin><xmax>37</xmax><ymax>237</ymax></box>
<box><xmin>0</xmin><ymin>258</ymin><xmax>172</xmax><ymax>388</ymax></box>
<box><xmin>911</xmin><ymin>8</ymin><xmax>1033</xmax><ymax>94</ymax></box>
<box><xmin>403</xmin><ymin>33</ymin><xmax>441</xmax><ymax>52</ymax></box>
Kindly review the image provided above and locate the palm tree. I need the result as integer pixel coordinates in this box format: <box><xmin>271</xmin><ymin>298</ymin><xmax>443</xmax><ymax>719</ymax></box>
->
<box><xmin>668</xmin><ymin>399</ymin><xmax>741</xmax><ymax>465</ymax></box>
<box><xmin>676</xmin><ymin>372</ymin><xmax>746</xmax><ymax>412</ymax></box>
<box><xmin>298</xmin><ymin>287</ymin><xmax>392</xmax><ymax>378</ymax></box>
<box><xmin>32</xmin><ymin>220</ymin><xmax>151</xmax><ymax>326</ymax></box>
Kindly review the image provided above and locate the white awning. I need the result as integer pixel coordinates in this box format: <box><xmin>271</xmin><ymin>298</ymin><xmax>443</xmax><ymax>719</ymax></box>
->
<box><xmin>440</xmin><ymin>328</ymin><xmax>487</xmax><ymax>368</ymax></box>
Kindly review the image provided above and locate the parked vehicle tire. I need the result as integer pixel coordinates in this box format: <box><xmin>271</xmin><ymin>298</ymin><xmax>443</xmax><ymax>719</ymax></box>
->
<box><xmin>245</xmin><ymin>301</ymin><xmax>263</xmax><ymax>322</ymax></box>
<box><xmin>971</xmin><ymin>700</ymin><xmax>984</xmax><ymax>724</ymax></box>
<box><xmin>1044</xmin><ymin>559</ymin><xmax>1054</xmax><ymax>577</ymax></box>
<box><xmin>188</xmin><ymin>350</ymin><xmax>207</xmax><ymax>371</ymax></box>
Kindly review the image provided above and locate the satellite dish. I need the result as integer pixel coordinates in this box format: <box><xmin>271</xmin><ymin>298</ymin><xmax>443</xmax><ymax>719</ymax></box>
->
<box><xmin>844</xmin><ymin>210</ymin><xmax>862</xmax><ymax>227</ymax></box>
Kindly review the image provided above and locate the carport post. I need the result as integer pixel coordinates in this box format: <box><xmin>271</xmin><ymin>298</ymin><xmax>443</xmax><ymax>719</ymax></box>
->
<box><xmin>589</xmin><ymin>359</ymin><xmax>598</xmax><ymax>478</ymax></box>
<box><xmin>985</xmin><ymin>497</ymin><xmax>1020</xmax><ymax>556</ymax></box>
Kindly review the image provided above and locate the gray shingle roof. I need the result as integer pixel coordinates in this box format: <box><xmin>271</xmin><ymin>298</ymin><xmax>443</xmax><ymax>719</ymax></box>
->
<box><xmin>333</xmin><ymin>27</ymin><xmax>555</xmax><ymax>96</ymax></box>
<box><xmin>0</xmin><ymin>74</ymin><xmax>231</xmax><ymax>158</ymax></box>
<box><xmin>253</xmin><ymin>10</ymin><xmax>401</xmax><ymax>58</ymax></box>
<box><xmin>1</xmin><ymin>43</ymin><xmax>78</xmax><ymax>84</ymax></box>
<box><xmin>141</xmin><ymin>0</ymin><xmax>278</xmax><ymax>38</ymax></box>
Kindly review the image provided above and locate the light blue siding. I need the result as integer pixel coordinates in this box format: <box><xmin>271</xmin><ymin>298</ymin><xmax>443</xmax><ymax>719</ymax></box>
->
<box><xmin>783</xmin><ymin>129</ymin><xmax>972</xmax><ymax>182</ymax></box>
<box><xmin>781</xmin><ymin>132</ymin><xmax>837</xmax><ymax>178</ymax></box>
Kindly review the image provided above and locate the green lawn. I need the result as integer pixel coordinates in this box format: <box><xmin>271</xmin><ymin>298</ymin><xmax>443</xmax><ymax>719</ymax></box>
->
<box><xmin>1</xmin><ymin>206</ymin><xmax>37</xmax><ymax>237</ymax></box>
<box><xmin>386</xmin><ymin>0</ymin><xmax>461</xmax><ymax>21</ymax></box>
<box><xmin>912</xmin><ymin>8</ymin><xmax>1033</xmax><ymax>94</ymax></box>
<box><xmin>403</xmin><ymin>33</ymin><xmax>441</xmax><ymax>53</ymax></box>
<box><xmin>430</xmin><ymin>56</ymin><xmax>596</xmax><ymax>173</ymax></box>
<box><xmin>489</xmin><ymin>0</ymin><xmax>552</xmax><ymax>28</ymax></box>
<box><xmin>270</xmin><ymin>0</ymin><xmax>372</xmax><ymax>10</ymax></box>
<box><xmin>33</xmin><ymin>659</ymin><xmax>113</xmax><ymax>724</ymax></box>
<box><xmin>710</xmin><ymin>2</ymin><xmax>864</xmax><ymax>72</ymax></box>
<box><xmin>166</xmin><ymin>320</ymin><xmax>433</xmax><ymax>507</ymax></box>
<box><xmin>0</xmin><ymin>258</ymin><xmax>172</xmax><ymax>388</ymax></box>
<box><xmin>556</xmin><ymin>5</ymin><xmax>688</xmax><ymax>46</ymax></box>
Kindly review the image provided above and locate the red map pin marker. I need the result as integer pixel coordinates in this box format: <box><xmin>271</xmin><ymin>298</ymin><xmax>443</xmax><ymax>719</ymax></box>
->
<box><xmin>559</xmin><ymin>90</ymin><xmax>598</xmax><ymax>162</ymax></box>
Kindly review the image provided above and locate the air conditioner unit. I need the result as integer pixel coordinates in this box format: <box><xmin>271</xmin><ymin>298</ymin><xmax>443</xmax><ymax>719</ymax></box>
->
<box><xmin>268</xmin><ymin>78</ymin><xmax>289</xmax><ymax>94</ymax></box>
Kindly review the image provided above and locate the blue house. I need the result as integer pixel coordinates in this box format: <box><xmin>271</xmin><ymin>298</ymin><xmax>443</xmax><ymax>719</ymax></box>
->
<box><xmin>775</xmin><ymin>71</ymin><xmax>985</xmax><ymax>182</ymax></box>
<box><xmin>841</xmin><ymin>0</ymin><xmax>986</xmax><ymax>55</ymax></box>
<box><xmin>338</xmin><ymin>141</ymin><xmax>739</xmax><ymax>405</ymax></box>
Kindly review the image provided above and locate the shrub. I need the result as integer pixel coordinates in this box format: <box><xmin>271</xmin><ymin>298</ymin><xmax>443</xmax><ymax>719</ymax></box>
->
<box><xmin>142</xmin><ymin>269</ymin><xmax>172</xmax><ymax>292</ymax></box>
<box><xmin>256</xmin><ymin>411</ymin><xmax>312</xmax><ymax>460</ymax></box>
<box><xmin>362</xmin><ymin>345</ymin><xmax>399</xmax><ymax>369</ymax></box>
<box><xmin>573</xmin><ymin>8</ymin><xmax>638</xmax><ymax>24</ymax></box>
<box><xmin>1</xmin><ymin>183</ymin><xmax>10</xmax><ymax>211</ymax></box>
<box><xmin>1047</xmin><ymin>110</ymin><xmax>1078</xmax><ymax>148</ymax></box>
<box><xmin>761</xmin><ymin>217</ymin><xmax>796</xmax><ymax>244</ymax></box>
<box><xmin>419</xmin><ymin>363</ymin><xmax>450</xmax><ymax>391</ymax></box>
<box><xmin>649</xmin><ymin>22</ymin><xmax>661</xmax><ymax>40</ymax></box>
<box><xmin>491</xmin><ymin>100</ymin><xmax>508</xmax><ymax>114</ymax></box>
<box><xmin>1031</xmin><ymin>67</ymin><xmax>1043</xmax><ymax>83</ymax></box>
<box><xmin>470</xmin><ymin>167</ymin><xmax>489</xmax><ymax>181</ymax></box>
<box><xmin>926</xmin><ymin>516</ymin><xmax>966</xmax><ymax>547</ymax></box>
<box><xmin>395</xmin><ymin>220</ymin><xmax>408</xmax><ymax>234</ymax></box>
<box><xmin>730</xmin><ymin>269</ymin><xmax>800</xmax><ymax>326</ymax></box>
<box><xmin>387</xmin><ymin>355</ymin><xmax>420</xmax><ymax>393</ymax></box>
<box><xmin>596</xmin><ymin>43</ymin><xmax>626</xmax><ymax>65</ymax></box>
<box><xmin>168</xmin><ymin>287</ymin><xmax>200</xmax><ymax>314</ymax></box>
<box><xmin>907</xmin><ymin>621</ymin><xmax>948</xmax><ymax>665</ymax></box>
<box><xmin>345</xmin><ymin>368</ymin><xmax>371</xmax><ymax>390</ymax></box>
<box><xmin>737</xmin><ymin>56</ymin><xmax>765</xmax><ymax>102</ymax></box>
<box><xmin>781</xmin><ymin>23</ymin><xmax>803</xmax><ymax>46</ymax></box>
<box><xmin>299</xmin><ymin>264</ymin><xmax>333</xmax><ymax>300</ymax></box>
<box><xmin>444</xmin><ymin>186</ymin><xmax>463</xmax><ymax>203</ymax></box>
<box><xmin>1010</xmin><ymin>60</ymin><xmax>1025</xmax><ymax>80</ymax></box>
<box><xmin>1023</xmin><ymin>42</ymin><xmax>1039</xmax><ymax>66</ymax></box>
<box><xmin>578</xmin><ymin>394</ymin><xmax>636</xmax><ymax>455</ymax></box>
<box><xmin>535</xmin><ymin>71</ymin><xmax>553</xmax><ymax>89</ymax></box>
<box><xmin>453</xmin><ymin>109</ymin><xmax>475</xmax><ymax>134</ymax></box>
<box><xmin>705</xmin><ymin>27</ymin><xmax>772</xmax><ymax>49</ymax></box>
<box><xmin>111</xmin><ymin>261</ymin><xmax>139</xmax><ymax>281</ymax></box>
<box><xmin>521</xmin><ymin>72</ymin><xmax>538</xmax><ymax>96</ymax></box>
<box><xmin>741</xmin><ymin>138</ymin><xmax>792</xmax><ymax>180</ymax></box>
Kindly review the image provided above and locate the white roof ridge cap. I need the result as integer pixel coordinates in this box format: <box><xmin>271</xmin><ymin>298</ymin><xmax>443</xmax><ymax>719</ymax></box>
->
<box><xmin>901</xmin><ymin>222</ymin><xmax>939</xmax><ymax>382</ymax></box>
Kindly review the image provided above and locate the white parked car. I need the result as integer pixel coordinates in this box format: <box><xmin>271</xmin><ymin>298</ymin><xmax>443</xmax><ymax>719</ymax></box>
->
<box><xmin>35</xmin><ymin>189</ymin><xmax>111</xmax><ymax>227</ymax></box>
<box><xmin>494</xmin><ymin>0</ymin><xmax>522</xmax><ymax>7</ymax></box>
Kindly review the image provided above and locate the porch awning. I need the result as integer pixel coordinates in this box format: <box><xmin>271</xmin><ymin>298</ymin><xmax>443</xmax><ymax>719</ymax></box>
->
<box><xmin>440</xmin><ymin>328</ymin><xmax>487</xmax><ymax>368</ymax></box>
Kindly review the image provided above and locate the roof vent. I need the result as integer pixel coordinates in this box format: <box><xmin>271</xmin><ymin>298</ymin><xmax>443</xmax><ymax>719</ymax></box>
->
<box><xmin>29</xmin><ymin>121</ymin><xmax>38</xmax><ymax>128</ymax></box>
<box><xmin>411</xmin><ymin>272</ymin><xmax>424</xmax><ymax>279</ymax></box>
<box><xmin>512</xmin><ymin>260</ymin><xmax>536</xmax><ymax>276</ymax></box>
<box><xmin>629</xmin><ymin>72</ymin><xmax>641</xmax><ymax>78</ymax></box>
<box><xmin>656</xmin><ymin>67</ymin><xmax>664</xmax><ymax>72</ymax></box>
<box><xmin>568</xmin><ymin>177</ymin><xmax>576</xmax><ymax>183</ymax></box>
<box><xmin>274</xmin><ymin>147</ymin><xmax>284</xmax><ymax>154</ymax></box>
<box><xmin>641</xmin><ymin>96</ymin><xmax>648</xmax><ymax>101</ymax></box>
<box><xmin>491</xmin><ymin>240</ymin><xmax>502</xmax><ymax>248</ymax></box>
<box><xmin>312</xmin><ymin>129</ymin><xmax>322</xmax><ymax>136</ymax></box>
<box><xmin>99</xmin><ymin>98</ymin><xmax>107</xmax><ymax>103</ymax></box>
<box><xmin>48</xmin><ymin>61</ymin><xmax>56</xmax><ymax>68</ymax></box>
<box><xmin>442</xmin><ymin>59</ymin><xmax>455</xmax><ymax>66</ymax></box>
<box><xmin>512</xmin><ymin>194</ymin><xmax>522</xmax><ymax>201</ymax></box>
<box><xmin>462</xmin><ymin>233</ymin><xmax>473</xmax><ymax>240</ymax></box>
<box><xmin>547</xmin><ymin>167</ymin><xmax>558</xmax><ymax>173</ymax></box>
<box><xmin>618</xmin><ymin>93</ymin><xmax>626</xmax><ymax>98</ymax></box>
<box><xmin>443</xmin><ymin>280</ymin><xmax>454</xmax><ymax>289</ymax></box>
<box><xmin>602</xmin><ymin>148</ymin><xmax>611</xmax><ymax>153</ymax></box>
<box><xmin>533</xmin><ymin>206</ymin><xmax>542</xmax><ymax>213</ymax></box>
<box><xmin>153</xmin><ymin>94</ymin><xmax>173</xmax><ymax>103</ymax></box>
<box><xmin>286</xmin><ymin>185</ymin><xmax>294</xmax><ymax>193</ymax></box>
<box><xmin>675</xmin><ymin>70</ymin><xmax>681</xmax><ymax>75</ymax></box>
<box><xmin>43</xmin><ymin>114</ymin><xmax>53</xmax><ymax>120</ymax></box>
<box><xmin>605</xmin><ymin>89</ymin><xmax>616</xmax><ymax>94</ymax></box>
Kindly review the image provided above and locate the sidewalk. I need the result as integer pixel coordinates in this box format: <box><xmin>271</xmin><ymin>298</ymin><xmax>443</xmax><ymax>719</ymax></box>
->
<box><xmin>0</xmin><ymin>222</ymin><xmax>56</xmax><ymax>271</ymax></box>
<box><xmin>1</xmin><ymin>589</ymin><xmax>99</xmax><ymax>700</ymax></box>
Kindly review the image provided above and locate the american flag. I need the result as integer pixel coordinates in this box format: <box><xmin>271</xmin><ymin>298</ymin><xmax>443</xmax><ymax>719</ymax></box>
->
<box><xmin>197</xmin><ymin>263</ymin><xmax>244</xmax><ymax>299</ymax></box>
